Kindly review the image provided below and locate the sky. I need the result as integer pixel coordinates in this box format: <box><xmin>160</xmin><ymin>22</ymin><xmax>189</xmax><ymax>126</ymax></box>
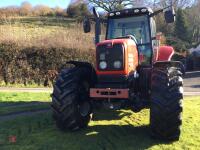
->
<box><xmin>0</xmin><ymin>0</ymin><xmax>71</xmax><ymax>8</ymax></box>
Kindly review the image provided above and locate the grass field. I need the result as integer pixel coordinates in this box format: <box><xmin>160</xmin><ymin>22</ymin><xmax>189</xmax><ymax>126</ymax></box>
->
<box><xmin>0</xmin><ymin>93</ymin><xmax>200</xmax><ymax>150</ymax></box>
<box><xmin>0</xmin><ymin>92</ymin><xmax>51</xmax><ymax>116</ymax></box>
<box><xmin>0</xmin><ymin>16</ymin><xmax>94</xmax><ymax>50</ymax></box>
<box><xmin>0</xmin><ymin>82</ymin><xmax>47</xmax><ymax>88</ymax></box>
<box><xmin>0</xmin><ymin>92</ymin><xmax>51</xmax><ymax>102</ymax></box>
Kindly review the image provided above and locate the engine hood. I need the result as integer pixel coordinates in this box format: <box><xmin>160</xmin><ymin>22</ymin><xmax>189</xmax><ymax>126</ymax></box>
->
<box><xmin>96</xmin><ymin>38</ymin><xmax>138</xmax><ymax>75</ymax></box>
<box><xmin>96</xmin><ymin>38</ymin><xmax>136</xmax><ymax>48</ymax></box>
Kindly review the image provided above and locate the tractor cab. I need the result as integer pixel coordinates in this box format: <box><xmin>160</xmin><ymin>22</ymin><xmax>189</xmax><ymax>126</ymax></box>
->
<box><xmin>106</xmin><ymin>7</ymin><xmax>155</xmax><ymax>65</ymax></box>
<box><xmin>84</xmin><ymin>6</ymin><xmax>175</xmax><ymax>67</ymax></box>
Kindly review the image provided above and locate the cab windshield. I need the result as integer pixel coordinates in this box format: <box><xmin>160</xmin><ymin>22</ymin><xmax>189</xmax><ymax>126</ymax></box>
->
<box><xmin>106</xmin><ymin>15</ymin><xmax>152</xmax><ymax>65</ymax></box>
<box><xmin>107</xmin><ymin>15</ymin><xmax>150</xmax><ymax>44</ymax></box>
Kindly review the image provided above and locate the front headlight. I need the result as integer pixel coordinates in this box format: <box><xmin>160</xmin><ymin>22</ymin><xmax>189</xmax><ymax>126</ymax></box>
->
<box><xmin>113</xmin><ymin>61</ymin><xmax>122</xmax><ymax>69</ymax></box>
<box><xmin>99</xmin><ymin>61</ymin><xmax>107</xmax><ymax>69</ymax></box>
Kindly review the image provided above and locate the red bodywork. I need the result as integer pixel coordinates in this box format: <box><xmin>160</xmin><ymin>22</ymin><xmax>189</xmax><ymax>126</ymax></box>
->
<box><xmin>90</xmin><ymin>39</ymin><xmax>138</xmax><ymax>99</ymax></box>
<box><xmin>96</xmin><ymin>39</ymin><xmax>138</xmax><ymax>75</ymax></box>
<box><xmin>155</xmin><ymin>46</ymin><xmax>174</xmax><ymax>61</ymax></box>
<box><xmin>90</xmin><ymin>39</ymin><xmax>174</xmax><ymax>99</ymax></box>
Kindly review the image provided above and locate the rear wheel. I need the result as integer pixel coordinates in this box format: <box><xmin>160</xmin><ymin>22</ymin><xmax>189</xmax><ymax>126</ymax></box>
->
<box><xmin>150</xmin><ymin>67</ymin><xmax>183</xmax><ymax>141</ymax></box>
<box><xmin>51</xmin><ymin>67</ymin><xmax>93</xmax><ymax>131</ymax></box>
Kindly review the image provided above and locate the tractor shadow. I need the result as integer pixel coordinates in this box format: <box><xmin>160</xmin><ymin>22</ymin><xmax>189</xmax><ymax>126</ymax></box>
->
<box><xmin>92</xmin><ymin>109</ymin><xmax>133</xmax><ymax>121</ymax></box>
<box><xmin>74</xmin><ymin>109</ymin><xmax>174</xmax><ymax>150</ymax></box>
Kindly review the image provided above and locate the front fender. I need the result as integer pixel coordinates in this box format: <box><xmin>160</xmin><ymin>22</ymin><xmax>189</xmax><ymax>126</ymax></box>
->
<box><xmin>67</xmin><ymin>61</ymin><xmax>97</xmax><ymax>84</ymax></box>
<box><xmin>67</xmin><ymin>61</ymin><xmax>93</xmax><ymax>68</ymax></box>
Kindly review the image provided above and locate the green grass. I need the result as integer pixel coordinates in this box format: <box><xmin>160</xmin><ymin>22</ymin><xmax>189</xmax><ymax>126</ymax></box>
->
<box><xmin>0</xmin><ymin>103</ymin><xmax>50</xmax><ymax>116</ymax></box>
<box><xmin>0</xmin><ymin>82</ymin><xmax>48</xmax><ymax>88</ymax></box>
<box><xmin>0</xmin><ymin>92</ymin><xmax>51</xmax><ymax>116</ymax></box>
<box><xmin>0</xmin><ymin>92</ymin><xmax>51</xmax><ymax>102</ymax></box>
<box><xmin>0</xmin><ymin>95</ymin><xmax>199</xmax><ymax>150</ymax></box>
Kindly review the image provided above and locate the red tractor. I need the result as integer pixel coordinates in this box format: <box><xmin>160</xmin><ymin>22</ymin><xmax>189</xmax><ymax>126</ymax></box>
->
<box><xmin>51</xmin><ymin>6</ymin><xmax>184</xmax><ymax>141</ymax></box>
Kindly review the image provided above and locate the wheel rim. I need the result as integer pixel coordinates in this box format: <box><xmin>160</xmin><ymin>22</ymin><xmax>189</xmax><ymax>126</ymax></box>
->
<box><xmin>79</xmin><ymin>101</ymin><xmax>90</xmax><ymax>117</ymax></box>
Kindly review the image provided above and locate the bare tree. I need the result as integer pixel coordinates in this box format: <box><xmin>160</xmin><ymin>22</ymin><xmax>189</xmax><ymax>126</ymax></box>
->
<box><xmin>174</xmin><ymin>0</ymin><xmax>195</xmax><ymax>8</ymax></box>
<box><xmin>54</xmin><ymin>7</ymin><xmax>65</xmax><ymax>16</ymax></box>
<box><xmin>187</xmin><ymin>0</ymin><xmax>200</xmax><ymax>45</ymax></box>
<box><xmin>155</xmin><ymin>0</ymin><xmax>195</xmax><ymax>9</ymax></box>
<box><xmin>87</xmin><ymin>0</ymin><xmax>136</xmax><ymax>12</ymax></box>
<box><xmin>20</xmin><ymin>1</ymin><xmax>32</xmax><ymax>16</ymax></box>
<box><xmin>70</xmin><ymin>0</ymin><xmax>83</xmax><ymax>4</ymax></box>
<box><xmin>134</xmin><ymin>0</ymin><xmax>152</xmax><ymax>7</ymax></box>
<box><xmin>33</xmin><ymin>5</ymin><xmax>53</xmax><ymax>16</ymax></box>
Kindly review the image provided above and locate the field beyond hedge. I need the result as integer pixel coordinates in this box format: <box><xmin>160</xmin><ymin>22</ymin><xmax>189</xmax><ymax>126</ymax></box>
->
<box><xmin>0</xmin><ymin>17</ymin><xmax>96</xmax><ymax>86</ymax></box>
<box><xmin>0</xmin><ymin>94</ymin><xmax>200</xmax><ymax>150</ymax></box>
<box><xmin>0</xmin><ymin>17</ymin><xmax>95</xmax><ymax>50</ymax></box>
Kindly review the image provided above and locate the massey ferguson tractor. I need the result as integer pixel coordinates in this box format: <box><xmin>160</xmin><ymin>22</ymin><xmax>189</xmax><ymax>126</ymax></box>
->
<box><xmin>51</xmin><ymin>6</ymin><xmax>184</xmax><ymax>141</ymax></box>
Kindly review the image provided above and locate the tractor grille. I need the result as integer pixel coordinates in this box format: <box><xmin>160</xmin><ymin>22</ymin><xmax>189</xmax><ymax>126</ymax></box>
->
<box><xmin>96</xmin><ymin>74</ymin><xmax>128</xmax><ymax>88</ymax></box>
<box><xmin>96</xmin><ymin>44</ymin><xmax>124</xmax><ymax>71</ymax></box>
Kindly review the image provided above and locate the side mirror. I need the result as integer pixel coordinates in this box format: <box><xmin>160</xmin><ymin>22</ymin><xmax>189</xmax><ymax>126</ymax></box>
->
<box><xmin>83</xmin><ymin>17</ymin><xmax>91</xmax><ymax>33</ymax></box>
<box><xmin>164</xmin><ymin>7</ymin><xmax>175</xmax><ymax>23</ymax></box>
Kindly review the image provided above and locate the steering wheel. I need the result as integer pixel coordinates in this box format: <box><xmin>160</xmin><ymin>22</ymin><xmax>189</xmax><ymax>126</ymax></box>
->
<box><xmin>115</xmin><ymin>35</ymin><xmax>138</xmax><ymax>44</ymax></box>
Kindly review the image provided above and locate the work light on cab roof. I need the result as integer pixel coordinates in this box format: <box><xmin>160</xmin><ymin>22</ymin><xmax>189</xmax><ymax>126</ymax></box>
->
<box><xmin>108</xmin><ymin>7</ymin><xmax>153</xmax><ymax>17</ymax></box>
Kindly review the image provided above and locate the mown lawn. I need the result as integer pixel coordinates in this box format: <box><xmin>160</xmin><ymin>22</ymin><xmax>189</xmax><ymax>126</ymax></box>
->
<box><xmin>0</xmin><ymin>92</ymin><xmax>51</xmax><ymax>102</ymax></box>
<box><xmin>0</xmin><ymin>94</ymin><xmax>200</xmax><ymax>150</ymax></box>
<box><xmin>0</xmin><ymin>92</ymin><xmax>51</xmax><ymax>115</ymax></box>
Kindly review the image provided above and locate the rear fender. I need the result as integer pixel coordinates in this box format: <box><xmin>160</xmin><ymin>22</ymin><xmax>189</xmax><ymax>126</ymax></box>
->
<box><xmin>157</xmin><ymin>46</ymin><xmax>174</xmax><ymax>61</ymax></box>
<box><xmin>154</xmin><ymin>61</ymin><xmax>185</xmax><ymax>75</ymax></box>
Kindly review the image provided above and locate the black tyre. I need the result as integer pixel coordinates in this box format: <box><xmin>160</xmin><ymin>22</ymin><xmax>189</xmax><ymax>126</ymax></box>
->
<box><xmin>51</xmin><ymin>67</ymin><xmax>93</xmax><ymax>131</ymax></box>
<box><xmin>150</xmin><ymin>67</ymin><xmax>183</xmax><ymax>141</ymax></box>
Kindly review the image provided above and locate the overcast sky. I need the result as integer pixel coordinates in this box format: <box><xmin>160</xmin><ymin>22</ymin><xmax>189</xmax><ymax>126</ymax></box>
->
<box><xmin>0</xmin><ymin>0</ymin><xmax>71</xmax><ymax>8</ymax></box>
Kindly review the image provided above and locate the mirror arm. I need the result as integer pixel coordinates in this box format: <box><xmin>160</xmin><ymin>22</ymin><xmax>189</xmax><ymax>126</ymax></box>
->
<box><xmin>95</xmin><ymin>18</ymin><xmax>101</xmax><ymax>44</ymax></box>
<box><xmin>150</xmin><ymin>5</ymin><xmax>172</xmax><ymax>17</ymax></box>
<box><xmin>150</xmin><ymin>9</ymin><xmax>164</xmax><ymax>17</ymax></box>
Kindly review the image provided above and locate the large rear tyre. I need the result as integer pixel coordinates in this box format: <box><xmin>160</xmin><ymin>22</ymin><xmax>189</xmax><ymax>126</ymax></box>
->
<box><xmin>150</xmin><ymin>67</ymin><xmax>183</xmax><ymax>141</ymax></box>
<box><xmin>51</xmin><ymin>67</ymin><xmax>93</xmax><ymax>131</ymax></box>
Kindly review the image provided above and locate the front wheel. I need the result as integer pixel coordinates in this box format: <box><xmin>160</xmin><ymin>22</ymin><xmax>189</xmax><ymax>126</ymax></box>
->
<box><xmin>150</xmin><ymin>67</ymin><xmax>183</xmax><ymax>141</ymax></box>
<box><xmin>51</xmin><ymin>67</ymin><xmax>93</xmax><ymax>131</ymax></box>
